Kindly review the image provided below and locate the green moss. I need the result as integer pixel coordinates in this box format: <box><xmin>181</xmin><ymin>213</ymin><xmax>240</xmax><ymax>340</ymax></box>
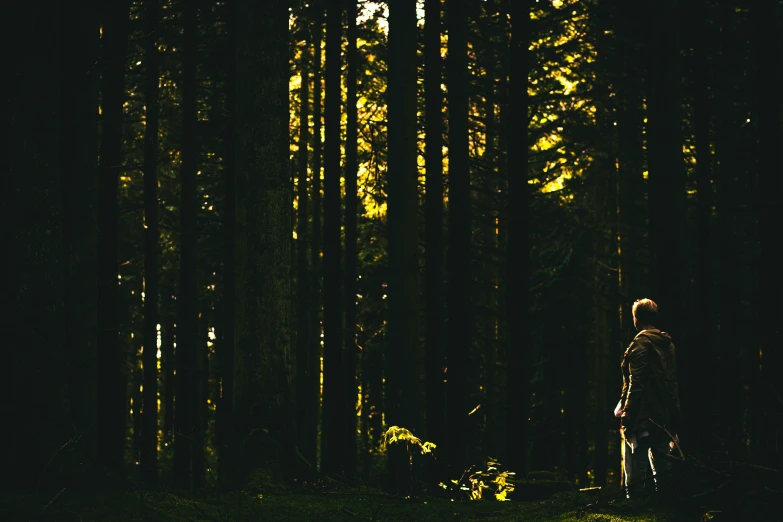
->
<box><xmin>0</xmin><ymin>488</ymin><xmax>688</xmax><ymax>522</ymax></box>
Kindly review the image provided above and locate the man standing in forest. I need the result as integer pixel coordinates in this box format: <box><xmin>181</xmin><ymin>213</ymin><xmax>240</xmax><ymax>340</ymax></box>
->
<box><xmin>615</xmin><ymin>298</ymin><xmax>682</xmax><ymax>500</ymax></box>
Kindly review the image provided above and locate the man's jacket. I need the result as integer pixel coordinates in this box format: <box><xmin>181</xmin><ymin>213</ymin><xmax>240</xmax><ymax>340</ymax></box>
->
<box><xmin>620</xmin><ymin>328</ymin><xmax>681</xmax><ymax>437</ymax></box>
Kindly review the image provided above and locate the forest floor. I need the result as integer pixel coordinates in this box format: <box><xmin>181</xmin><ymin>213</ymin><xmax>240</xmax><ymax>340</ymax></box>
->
<box><xmin>1</xmin><ymin>487</ymin><xmax>710</xmax><ymax>522</ymax></box>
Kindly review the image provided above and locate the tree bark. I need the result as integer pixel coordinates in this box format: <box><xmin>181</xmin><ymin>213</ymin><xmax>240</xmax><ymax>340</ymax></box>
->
<box><xmin>689</xmin><ymin>0</ymin><xmax>715</xmax><ymax>457</ymax></box>
<box><xmin>97</xmin><ymin>0</ymin><xmax>131</xmax><ymax>475</ymax></box>
<box><xmin>310</xmin><ymin>5</ymin><xmax>324</xmax><ymax>472</ymax></box>
<box><xmin>505</xmin><ymin>0</ymin><xmax>531</xmax><ymax>476</ymax></box>
<box><xmin>233</xmin><ymin>0</ymin><xmax>294</xmax><ymax>483</ymax></box>
<box><xmin>614</xmin><ymin>0</ymin><xmax>647</xmax><ymax>341</ymax></box>
<box><xmin>424</xmin><ymin>0</ymin><xmax>446</xmax><ymax>475</ymax></box>
<box><xmin>218</xmin><ymin>0</ymin><xmax>237</xmax><ymax>485</ymax></box>
<box><xmin>296</xmin><ymin>7</ymin><xmax>317</xmax><ymax>471</ymax></box>
<box><xmin>162</xmin><ymin>299</ymin><xmax>176</xmax><ymax>441</ymax></box>
<box><xmin>752</xmin><ymin>0</ymin><xmax>782</xmax><ymax>464</ymax></box>
<box><xmin>477</xmin><ymin>13</ymin><xmax>501</xmax><ymax>459</ymax></box>
<box><xmin>62</xmin><ymin>0</ymin><xmax>100</xmax><ymax>476</ymax></box>
<box><xmin>344</xmin><ymin>0</ymin><xmax>360</xmax><ymax>478</ymax></box>
<box><xmin>713</xmin><ymin>6</ymin><xmax>743</xmax><ymax>454</ymax></box>
<box><xmin>174</xmin><ymin>0</ymin><xmax>202</xmax><ymax>490</ymax></box>
<box><xmin>446</xmin><ymin>0</ymin><xmax>472</xmax><ymax>476</ymax></box>
<box><xmin>321</xmin><ymin>0</ymin><xmax>345</xmax><ymax>476</ymax></box>
<box><xmin>7</xmin><ymin>2</ymin><xmax>68</xmax><ymax>490</ymax></box>
<box><xmin>387</xmin><ymin>0</ymin><xmax>423</xmax><ymax>491</ymax></box>
<box><xmin>644</xmin><ymin>0</ymin><xmax>687</xmax><ymax>391</ymax></box>
<box><xmin>141</xmin><ymin>0</ymin><xmax>161</xmax><ymax>484</ymax></box>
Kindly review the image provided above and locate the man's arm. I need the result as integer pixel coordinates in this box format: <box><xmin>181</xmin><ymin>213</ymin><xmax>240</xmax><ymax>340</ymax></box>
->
<box><xmin>621</xmin><ymin>340</ymin><xmax>650</xmax><ymax>429</ymax></box>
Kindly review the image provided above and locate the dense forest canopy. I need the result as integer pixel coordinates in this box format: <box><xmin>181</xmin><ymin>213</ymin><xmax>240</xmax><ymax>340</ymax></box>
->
<box><xmin>5</xmin><ymin>0</ymin><xmax>781</xmax><ymax>518</ymax></box>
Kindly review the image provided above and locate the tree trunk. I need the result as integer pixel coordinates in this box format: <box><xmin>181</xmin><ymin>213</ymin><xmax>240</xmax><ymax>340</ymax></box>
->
<box><xmin>446</xmin><ymin>0</ymin><xmax>472</xmax><ymax>476</ymax></box>
<box><xmin>478</xmin><ymin>23</ymin><xmax>501</xmax><ymax>460</ymax></box>
<box><xmin>311</xmin><ymin>7</ymin><xmax>324</xmax><ymax>472</ymax></box>
<box><xmin>713</xmin><ymin>6</ymin><xmax>744</xmax><ymax>454</ymax></box>
<box><xmin>752</xmin><ymin>0</ymin><xmax>782</xmax><ymax>463</ymax></box>
<box><xmin>174</xmin><ymin>0</ymin><xmax>202</xmax><ymax>490</ymax></box>
<box><xmin>344</xmin><ymin>0</ymin><xmax>359</xmax><ymax>477</ymax></box>
<box><xmin>218</xmin><ymin>0</ymin><xmax>236</xmax><ymax>485</ymax></box>
<box><xmin>233</xmin><ymin>0</ymin><xmax>294</xmax><ymax>483</ymax></box>
<box><xmin>97</xmin><ymin>0</ymin><xmax>131</xmax><ymax>475</ymax></box>
<box><xmin>296</xmin><ymin>8</ymin><xmax>317</xmax><ymax>471</ymax></box>
<box><xmin>424</xmin><ymin>0</ymin><xmax>445</xmax><ymax>480</ymax></box>
<box><xmin>141</xmin><ymin>0</ymin><xmax>161</xmax><ymax>484</ymax></box>
<box><xmin>7</xmin><ymin>3</ymin><xmax>68</xmax><ymax>490</ymax></box>
<box><xmin>644</xmin><ymin>0</ymin><xmax>687</xmax><ymax>397</ymax></box>
<box><xmin>162</xmin><ymin>299</ymin><xmax>176</xmax><ymax>441</ymax></box>
<box><xmin>387</xmin><ymin>0</ymin><xmax>423</xmax><ymax>492</ymax></box>
<box><xmin>62</xmin><ymin>0</ymin><xmax>100</xmax><ymax>476</ymax></box>
<box><xmin>505</xmin><ymin>0</ymin><xmax>531</xmax><ymax>476</ymax></box>
<box><xmin>689</xmin><ymin>0</ymin><xmax>715</xmax><ymax>457</ymax></box>
<box><xmin>193</xmin><ymin>313</ymin><xmax>208</xmax><ymax>487</ymax></box>
<box><xmin>321</xmin><ymin>0</ymin><xmax>345</xmax><ymax>477</ymax></box>
<box><xmin>614</xmin><ymin>0</ymin><xmax>647</xmax><ymax>345</ymax></box>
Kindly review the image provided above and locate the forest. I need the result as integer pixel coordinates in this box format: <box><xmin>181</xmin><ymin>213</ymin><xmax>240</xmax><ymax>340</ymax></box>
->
<box><xmin>4</xmin><ymin>0</ymin><xmax>781</xmax><ymax>520</ymax></box>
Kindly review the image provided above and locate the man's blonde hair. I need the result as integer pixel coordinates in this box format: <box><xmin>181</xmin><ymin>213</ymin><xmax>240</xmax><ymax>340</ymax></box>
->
<box><xmin>632</xmin><ymin>298</ymin><xmax>658</xmax><ymax>326</ymax></box>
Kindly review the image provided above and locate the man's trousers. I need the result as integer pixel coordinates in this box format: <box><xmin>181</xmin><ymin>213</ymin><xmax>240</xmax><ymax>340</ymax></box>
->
<box><xmin>623</xmin><ymin>432</ymin><xmax>673</xmax><ymax>499</ymax></box>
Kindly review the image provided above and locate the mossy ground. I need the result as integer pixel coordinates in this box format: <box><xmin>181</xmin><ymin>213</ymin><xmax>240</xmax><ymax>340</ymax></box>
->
<box><xmin>1</xmin><ymin>488</ymin><xmax>698</xmax><ymax>522</ymax></box>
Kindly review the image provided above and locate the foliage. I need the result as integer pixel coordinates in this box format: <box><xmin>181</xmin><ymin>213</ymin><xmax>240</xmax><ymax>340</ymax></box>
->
<box><xmin>381</xmin><ymin>426</ymin><xmax>437</xmax><ymax>456</ymax></box>
<box><xmin>439</xmin><ymin>457</ymin><xmax>516</xmax><ymax>502</ymax></box>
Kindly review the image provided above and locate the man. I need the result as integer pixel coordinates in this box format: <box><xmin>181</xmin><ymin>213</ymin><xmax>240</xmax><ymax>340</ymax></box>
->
<box><xmin>615</xmin><ymin>298</ymin><xmax>681</xmax><ymax>500</ymax></box>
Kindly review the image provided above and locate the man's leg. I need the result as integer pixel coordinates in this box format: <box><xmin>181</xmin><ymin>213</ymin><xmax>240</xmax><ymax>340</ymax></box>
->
<box><xmin>647</xmin><ymin>436</ymin><xmax>674</xmax><ymax>497</ymax></box>
<box><xmin>623</xmin><ymin>435</ymin><xmax>652</xmax><ymax>499</ymax></box>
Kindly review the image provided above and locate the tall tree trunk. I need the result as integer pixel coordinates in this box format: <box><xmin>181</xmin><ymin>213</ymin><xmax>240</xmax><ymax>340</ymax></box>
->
<box><xmin>193</xmin><ymin>313</ymin><xmax>208</xmax><ymax>487</ymax></box>
<box><xmin>424</xmin><ymin>0</ymin><xmax>445</xmax><ymax>461</ymax></box>
<box><xmin>591</xmin><ymin>12</ymin><xmax>622</xmax><ymax>486</ymax></box>
<box><xmin>478</xmin><ymin>26</ymin><xmax>501</xmax><ymax>459</ymax></box>
<box><xmin>321</xmin><ymin>0</ymin><xmax>345</xmax><ymax>476</ymax></box>
<box><xmin>505</xmin><ymin>0</ymin><xmax>531</xmax><ymax>476</ymax></box>
<box><xmin>218</xmin><ymin>0</ymin><xmax>236</xmax><ymax>485</ymax></box>
<box><xmin>343</xmin><ymin>0</ymin><xmax>359</xmax><ymax>477</ymax></box>
<box><xmin>614</xmin><ymin>0</ymin><xmax>647</xmax><ymax>347</ymax></box>
<box><xmin>613</xmin><ymin>0</ymin><xmax>646</xmax><ymax>484</ymax></box>
<box><xmin>132</xmin><ymin>362</ymin><xmax>143</xmax><ymax>463</ymax></box>
<box><xmin>644</xmin><ymin>0</ymin><xmax>687</xmax><ymax>411</ymax></box>
<box><xmin>713</xmin><ymin>7</ymin><xmax>743</xmax><ymax>454</ymax></box>
<box><xmin>97</xmin><ymin>0</ymin><xmax>131</xmax><ymax>475</ymax></box>
<box><xmin>311</xmin><ymin>6</ymin><xmax>324</xmax><ymax>472</ymax></box>
<box><xmin>311</xmin><ymin>7</ymin><xmax>324</xmax><ymax>472</ymax></box>
<box><xmin>62</xmin><ymin>0</ymin><xmax>100</xmax><ymax>474</ymax></box>
<box><xmin>174</xmin><ymin>0</ymin><xmax>202</xmax><ymax>490</ymax></box>
<box><xmin>689</xmin><ymin>0</ymin><xmax>715</xmax><ymax>457</ymax></box>
<box><xmin>141</xmin><ymin>0</ymin><xmax>161</xmax><ymax>484</ymax></box>
<box><xmin>7</xmin><ymin>3</ymin><xmax>68</xmax><ymax>489</ymax></box>
<box><xmin>750</xmin><ymin>0</ymin><xmax>783</xmax><ymax>460</ymax></box>
<box><xmin>387</xmin><ymin>0</ymin><xmax>423</xmax><ymax>491</ymax></box>
<box><xmin>162</xmin><ymin>298</ymin><xmax>176</xmax><ymax>441</ymax></box>
<box><xmin>751</xmin><ymin>0</ymin><xmax>783</xmax><ymax>460</ymax></box>
<box><xmin>752</xmin><ymin>0</ymin><xmax>782</xmax><ymax>463</ymax></box>
<box><xmin>233</xmin><ymin>0</ymin><xmax>294</xmax><ymax>483</ymax></box>
<box><xmin>296</xmin><ymin>9</ymin><xmax>317</xmax><ymax>470</ymax></box>
<box><xmin>446</xmin><ymin>0</ymin><xmax>472</xmax><ymax>476</ymax></box>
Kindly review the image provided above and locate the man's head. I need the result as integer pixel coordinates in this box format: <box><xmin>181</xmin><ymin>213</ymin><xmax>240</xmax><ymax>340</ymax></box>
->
<box><xmin>632</xmin><ymin>298</ymin><xmax>658</xmax><ymax>330</ymax></box>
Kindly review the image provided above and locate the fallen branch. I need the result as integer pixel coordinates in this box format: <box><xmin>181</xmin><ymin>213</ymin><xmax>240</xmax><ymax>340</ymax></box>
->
<box><xmin>692</xmin><ymin>480</ymin><xmax>731</xmax><ymax>498</ymax></box>
<box><xmin>39</xmin><ymin>487</ymin><xmax>66</xmax><ymax>516</ymax></box>
<box><xmin>715</xmin><ymin>461</ymin><xmax>781</xmax><ymax>474</ymax></box>
<box><xmin>37</xmin><ymin>422</ymin><xmax>94</xmax><ymax>492</ymax></box>
<box><xmin>648</xmin><ymin>418</ymin><xmax>685</xmax><ymax>461</ymax></box>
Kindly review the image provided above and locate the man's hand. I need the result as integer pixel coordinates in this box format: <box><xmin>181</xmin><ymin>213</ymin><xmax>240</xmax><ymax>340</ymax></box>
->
<box><xmin>614</xmin><ymin>400</ymin><xmax>623</xmax><ymax>418</ymax></box>
<box><xmin>669</xmin><ymin>434</ymin><xmax>680</xmax><ymax>451</ymax></box>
